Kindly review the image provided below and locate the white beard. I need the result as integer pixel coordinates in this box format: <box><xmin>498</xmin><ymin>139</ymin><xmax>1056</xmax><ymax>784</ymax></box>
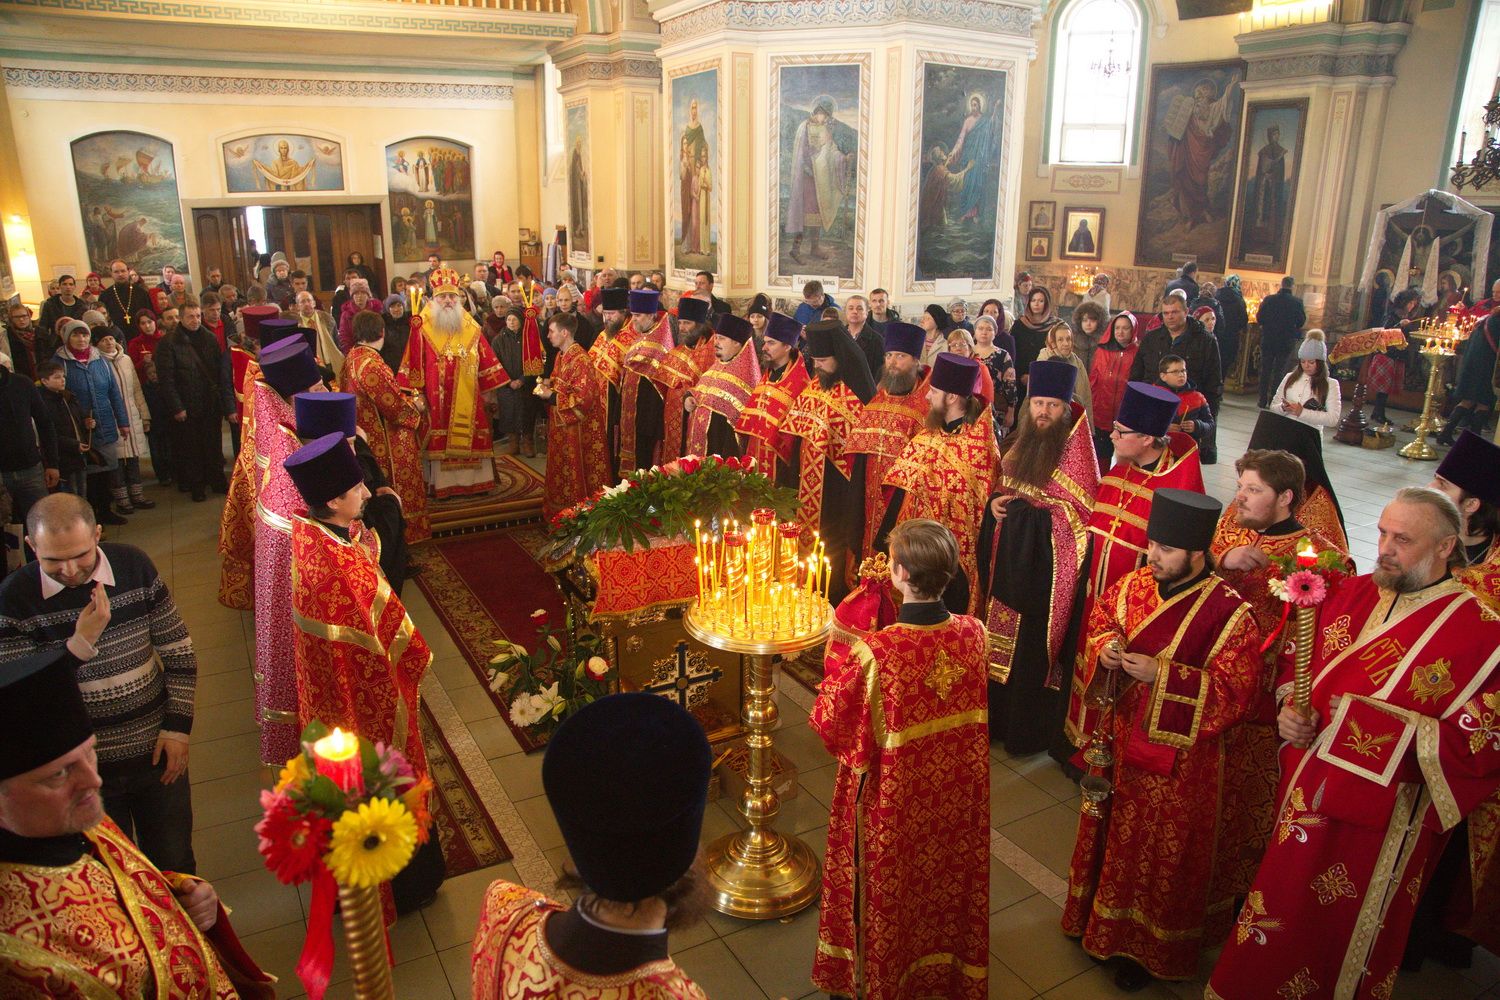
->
<box><xmin>430</xmin><ymin>299</ymin><xmax>464</xmax><ymax>337</ymax></box>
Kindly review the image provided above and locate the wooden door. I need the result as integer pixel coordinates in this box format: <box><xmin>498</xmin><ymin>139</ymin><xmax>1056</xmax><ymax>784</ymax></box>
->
<box><xmin>265</xmin><ymin>205</ymin><xmax>381</xmax><ymax>302</ymax></box>
<box><xmin>192</xmin><ymin>208</ymin><xmax>251</xmax><ymax>289</ymax></box>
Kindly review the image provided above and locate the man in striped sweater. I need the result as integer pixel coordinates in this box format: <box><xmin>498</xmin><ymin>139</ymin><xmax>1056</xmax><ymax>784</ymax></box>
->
<box><xmin>0</xmin><ymin>493</ymin><xmax>198</xmax><ymax>873</ymax></box>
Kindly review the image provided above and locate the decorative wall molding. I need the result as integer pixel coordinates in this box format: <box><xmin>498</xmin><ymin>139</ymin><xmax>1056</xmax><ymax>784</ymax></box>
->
<box><xmin>660</xmin><ymin>0</ymin><xmax>1036</xmax><ymax>46</ymax></box>
<box><xmin>1050</xmin><ymin>167</ymin><xmax>1122</xmax><ymax>194</ymax></box>
<box><xmin>559</xmin><ymin>57</ymin><xmax>662</xmax><ymax>89</ymax></box>
<box><xmin>0</xmin><ymin>0</ymin><xmax>572</xmax><ymax>38</ymax></box>
<box><xmin>2</xmin><ymin>67</ymin><xmax>515</xmax><ymax>102</ymax></box>
<box><xmin>1245</xmin><ymin>52</ymin><xmax>1399</xmax><ymax>82</ymax></box>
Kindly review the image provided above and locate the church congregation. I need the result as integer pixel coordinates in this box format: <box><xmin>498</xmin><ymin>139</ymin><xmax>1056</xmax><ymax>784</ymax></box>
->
<box><xmin>2</xmin><ymin>0</ymin><xmax>1500</xmax><ymax>997</ymax></box>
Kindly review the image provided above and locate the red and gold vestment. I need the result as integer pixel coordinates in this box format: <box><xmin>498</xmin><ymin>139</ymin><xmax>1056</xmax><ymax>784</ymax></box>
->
<box><xmin>844</xmin><ymin>384</ymin><xmax>927</xmax><ymax>557</ymax></box>
<box><xmin>587</xmin><ymin>326</ymin><xmax>637</xmax><ymax>389</ymax></box>
<box><xmin>218</xmin><ymin>357</ymin><xmax>262</xmax><ymax>610</ymax></box>
<box><xmin>291</xmin><ymin>515</ymin><xmax>431</xmax><ymax>776</ymax></box>
<box><xmin>0</xmin><ymin>818</ymin><xmax>273</xmax><ymax>999</ymax></box>
<box><xmin>1062</xmin><ymin>567</ymin><xmax>1261</xmax><ymax>980</ymax></box>
<box><xmin>543</xmin><ymin>343</ymin><xmax>611</xmax><ymax>522</ymax></box>
<box><xmin>810</xmin><ymin>613</ymin><xmax>990</xmax><ymax>1000</ymax></box>
<box><xmin>656</xmin><ymin>342</ymin><xmax>710</xmax><ymax>463</ymax></box>
<box><xmin>685</xmin><ymin>338</ymin><xmax>760</xmax><ymax>457</ymax></box>
<box><xmin>781</xmin><ymin>380</ymin><xmax>864</xmax><ymax>549</ymax></box>
<box><xmin>471</xmin><ymin>881</ymin><xmax>706</xmax><ymax>1000</ymax></box>
<box><xmin>736</xmin><ymin>358</ymin><xmax>811</xmax><ymax>481</ymax></box>
<box><xmin>880</xmin><ymin>417</ymin><xmax>999</xmax><ymax>615</ymax></box>
<box><xmin>252</xmin><ymin>385</ymin><xmax>306</xmax><ymax>766</ymax></box>
<box><xmin>342</xmin><ymin>343</ymin><xmax>430</xmax><ymax>542</ymax></box>
<box><xmin>1207</xmin><ymin>573</ymin><xmax>1500</xmax><ymax>1000</ymax></box>
<box><xmin>1066</xmin><ymin>432</ymin><xmax>1203</xmax><ymax>743</ymax></box>
<box><xmin>619</xmin><ymin>313</ymin><xmax>674</xmax><ymax>473</ymax></box>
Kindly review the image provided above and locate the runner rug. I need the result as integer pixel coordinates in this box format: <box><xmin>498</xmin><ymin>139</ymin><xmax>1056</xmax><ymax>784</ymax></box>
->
<box><xmin>412</xmin><ymin>525</ymin><xmax>565</xmax><ymax>754</ymax></box>
<box><xmin>419</xmin><ymin>701</ymin><xmax>512</xmax><ymax>875</ymax></box>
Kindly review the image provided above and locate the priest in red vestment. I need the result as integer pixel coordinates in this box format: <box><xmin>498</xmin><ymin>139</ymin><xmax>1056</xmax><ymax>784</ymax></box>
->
<box><xmin>1210</xmin><ymin>447</ymin><xmax>1353</xmax><ymax>899</ymax></box>
<box><xmin>537</xmin><ymin>312</ymin><xmax>610</xmax><ymax>522</ymax></box>
<box><xmin>736</xmin><ymin>312</ymin><xmax>809</xmax><ymax>488</ymax></box>
<box><xmin>618</xmin><ymin>289</ymin><xmax>673</xmax><ymax>474</ymax></box>
<box><xmin>0</xmin><ymin>644</ymin><xmax>273</xmax><ymax>998</ymax></box>
<box><xmin>1063</xmin><ymin>489</ymin><xmax>1262</xmax><ymax>991</ymax></box>
<box><xmin>1207</xmin><ymin>487</ymin><xmax>1500</xmax><ymax>1000</ymax></box>
<box><xmin>811</xmin><ymin>519</ymin><xmax>990</xmax><ymax>1000</ymax></box>
<box><xmin>1067</xmin><ymin>381</ymin><xmax>1202</xmax><ymax>746</ymax></box>
<box><xmin>472</xmin><ymin>694</ymin><xmax>710</xmax><ymax>999</ymax></box>
<box><xmin>783</xmin><ymin>320</ymin><xmax>875</xmax><ymax>605</ymax></box>
<box><xmin>587</xmin><ymin>286</ymin><xmax>638</xmax><ymax>480</ymax></box>
<box><xmin>400</xmin><ymin>267</ymin><xmax>509</xmax><ymax>498</ymax></box>
<box><xmin>657</xmin><ymin>297</ymin><xmax>713</xmax><ymax>463</ymax></box>
<box><xmin>845</xmin><ymin>321</ymin><xmax>929</xmax><ymax>558</ymax></box>
<box><xmin>685</xmin><ymin>313</ymin><xmax>760</xmax><ymax>458</ymax></box>
<box><xmin>873</xmin><ymin>352</ymin><xmax>997</xmax><ymax>615</ymax></box>
<box><xmin>978</xmin><ymin>360</ymin><xmax>1100</xmax><ymax>755</ymax></box>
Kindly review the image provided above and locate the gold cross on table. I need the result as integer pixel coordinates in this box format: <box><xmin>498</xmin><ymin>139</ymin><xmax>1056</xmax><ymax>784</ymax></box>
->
<box><xmin>644</xmin><ymin>641</ymin><xmax>724</xmax><ymax>711</ymax></box>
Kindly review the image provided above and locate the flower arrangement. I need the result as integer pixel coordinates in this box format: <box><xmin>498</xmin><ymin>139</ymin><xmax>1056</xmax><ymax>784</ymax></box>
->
<box><xmin>489</xmin><ymin>607</ymin><xmax>615</xmax><ymax>736</ymax></box>
<box><xmin>549</xmin><ymin>453</ymin><xmax>798</xmax><ymax>554</ymax></box>
<box><xmin>1263</xmin><ymin>541</ymin><xmax>1349</xmax><ymax>717</ymax></box>
<box><xmin>255</xmin><ymin>722</ymin><xmax>430</xmax><ymax>889</ymax></box>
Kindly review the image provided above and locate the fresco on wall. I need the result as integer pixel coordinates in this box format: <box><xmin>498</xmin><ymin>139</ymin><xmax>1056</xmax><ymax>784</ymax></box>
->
<box><xmin>386</xmin><ymin>137</ymin><xmax>475</xmax><ymax>263</ymax></box>
<box><xmin>669</xmin><ymin>66</ymin><xmax>719</xmax><ymax>276</ymax></box>
<box><xmin>914</xmin><ymin>61</ymin><xmax>1006</xmax><ymax>283</ymax></box>
<box><xmin>566</xmin><ymin>104</ymin><xmax>591</xmax><ymax>262</ymax></box>
<box><xmin>1230</xmin><ymin>100</ymin><xmax>1308</xmax><ymax>272</ymax></box>
<box><xmin>773</xmin><ymin>62</ymin><xmax>861</xmax><ymax>283</ymax></box>
<box><xmin>1134</xmin><ymin>60</ymin><xmax>1245</xmax><ymax>273</ymax></box>
<box><xmin>71</xmin><ymin>131</ymin><xmax>187</xmax><ymax>276</ymax></box>
<box><xmin>223</xmin><ymin>134</ymin><xmax>345</xmax><ymax>193</ymax></box>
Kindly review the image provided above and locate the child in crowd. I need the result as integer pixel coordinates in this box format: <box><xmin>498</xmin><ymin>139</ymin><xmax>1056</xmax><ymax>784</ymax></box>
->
<box><xmin>1157</xmin><ymin>353</ymin><xmax>1215</xmax><ymax>451</ymax></box>
<box><xmin>36</xmin><ymin>360</ymin><xmax>90</xmax><ymax>496</ymax></box>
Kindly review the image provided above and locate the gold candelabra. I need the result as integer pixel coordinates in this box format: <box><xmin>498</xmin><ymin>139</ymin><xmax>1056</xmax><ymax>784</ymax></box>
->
<box><xmin>1067</xmin><ymin>265</ymin><xmax>1096</xmax><ymax>297</ymax></box>
<box><xmin>1398</xmin><ymin>312</ymin><xmax>1474</xmax><ymax>461</ymax></box>
<box><xmin>686</xmin><ymin>511</ymin><xmax>830</xmax><ymax>919</ymax></box>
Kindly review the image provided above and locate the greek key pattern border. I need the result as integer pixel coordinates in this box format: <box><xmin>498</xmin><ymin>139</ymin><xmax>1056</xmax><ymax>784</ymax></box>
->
<box><xmin>660</xmin><ymin>0</ymin><xmax>1036</xmax><ymax>45</ymax></box>
<box><xmin>2</xmin><ymin>67</ymin><xmax>515</xmax><ymax>102</ymax></box>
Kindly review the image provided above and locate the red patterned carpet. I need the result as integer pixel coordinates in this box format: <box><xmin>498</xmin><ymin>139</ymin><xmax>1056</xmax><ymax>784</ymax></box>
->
<box><xmin>419</xmin><ymin>702</ymin><xmax>512</xmax><ymax>875</ymax></box>
<box><xmin>412</xmin><ymin>525</ymin><xmax>565</xmax><ymax>753</ymax></box>
<box><xmin>428</xmin><ymin>454</ymin><xmax>546</xmax><ymax>535</ymax></box>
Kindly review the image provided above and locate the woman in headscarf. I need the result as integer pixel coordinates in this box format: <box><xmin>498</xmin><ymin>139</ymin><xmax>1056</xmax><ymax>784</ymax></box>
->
<box><xmin>1009</xmin><ymin>283</ymin><xmax>1057</xmax><ymax>397</ymax></box>
<box><xmin>1090</xmin><ymin>311</ymin><xmax>1140</xmax><ymax>469</ymax></box>
<box><xmin>1069</xmin><ymin>299</ymin><xmax>1107</xmax><ymax>376</ymax></box>
<box><xmin>337</xmin><ymin>278</ymin><xmax>380</xmax><ymax>353</ymax></box>
<box><xmin>381</xmin><ymin>294</ymin><xmax>413</xmax><ymax>372</ymax></box>
<box><xmin>92</xmin><ymin>324</ymin><xmax>154</xmax><ymax>512</ymax></box>
<box><xmin>346</xmin><ymin>251</ymin><xmax>376</xmax><ymax>286</ymax></box>
<box><xmin>972</xmin><ymin>314</ymin><xmax>1016</xmax><ymax>440</ymax></box>
<box><xmin>1038</xmin><ymin>321</ymin><xmax>1092</xmax><ymax>428</ymax></box>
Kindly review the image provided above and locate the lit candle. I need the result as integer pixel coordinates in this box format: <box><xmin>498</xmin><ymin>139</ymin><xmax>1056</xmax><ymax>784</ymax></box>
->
<box><xmin>1296</xmin><ymin>539</ymin><xmax>1317</xmax><ymax>569</ymax></box>
<box><xmin>777</xmin><ymin>522</ymin><xmax>801</xmax><ymax>584</ymax></box>
<box><xmin>312</xmin><ymin>727</ymin><xmax>364</xmax><ymax>794</ymax></box>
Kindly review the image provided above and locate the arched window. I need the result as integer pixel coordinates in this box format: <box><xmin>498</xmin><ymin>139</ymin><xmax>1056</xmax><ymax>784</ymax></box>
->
<box><xmin>1451</xmin><ymin>0</ymin><xmax>1500</xmax><ymax>179</ymax></box>
<box><xmin>1048</xmin><ymin>0</ymin><xmax>1143</xmax><ymax>166</ymax></box>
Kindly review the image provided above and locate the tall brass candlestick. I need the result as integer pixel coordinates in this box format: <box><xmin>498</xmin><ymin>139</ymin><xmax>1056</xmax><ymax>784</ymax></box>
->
<box><xmin>339</xmin><ymin>884</ymin><xmax>395</xmax><ymax>1000</ymax></box>
<box><xmin>1293</xmin><ymin>607</ymin><xmax>1315</xmax><ymax>718</ymax></box>
<box><xmin>1398</xmin><ymin>341</ymin><xmax>1452</xmax><ymax>461</ymax></box>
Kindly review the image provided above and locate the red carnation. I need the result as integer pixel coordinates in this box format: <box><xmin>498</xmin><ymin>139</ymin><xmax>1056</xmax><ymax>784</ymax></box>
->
<box><xmin>679</xmin><ymin>456</ymin><xmax>701</xmax><ymax>474</ymax></box>
<box><xmin>724</xmin><ymin>456</ymin><xmax>741</xmax><ymax>470</ymax></box>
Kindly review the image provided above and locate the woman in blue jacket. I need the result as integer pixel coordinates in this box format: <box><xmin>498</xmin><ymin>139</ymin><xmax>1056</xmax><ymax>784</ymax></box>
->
<box><xmin>56</xmin><ymin>318</ymin><xmax>131</xmax><ymax>525</ymax></box>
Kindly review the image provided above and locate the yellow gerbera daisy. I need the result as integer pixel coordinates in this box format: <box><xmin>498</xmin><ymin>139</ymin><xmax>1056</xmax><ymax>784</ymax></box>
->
<box><xmin>275</xmin><ymin>753</ymin><xmax>312</xmax><ymax>792</ymax></box>
<box><xmin>325</xmin><ymin>798</ymin><xmax>419</xmax><ymax>888</ymax></box>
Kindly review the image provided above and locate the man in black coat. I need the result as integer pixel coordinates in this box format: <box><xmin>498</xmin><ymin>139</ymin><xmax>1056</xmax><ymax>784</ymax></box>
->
<box><xmin>1164</xmin><ymin>262</ymin><xmax>1200</xmax><ymax>305</ymax></box>
<box><xmin>842</xmin><ymin>295</ymin><xmax>886</xmax><ymax>382</ymax></box>
<box><xmin>1216</xmin><ymin>276</ymin><xmax>1249</xmax><ymax>380</ymax></box>
<box><xmin>1130</xmin><ymin>295</ymin><xmax>1223</xmax><ymax>432</ymax></box>
<box><xmin>154</xmin><ymin>302</ymin><xmax>232</xmax><ymax>501</ymax></box>
<box><xmin>4</xmin><ymin>303</ymin><xmax>61</xmax><ymax>383</ymax></box>
<box><xmin>1255</xmin><ymin>276</ymin><xmax>1306</xmax><ymax>408</ymax></box>
<box><xmin>0</xmin><ymin>361</ymin><xmax>60</xmax><ymax>535</ymax></box>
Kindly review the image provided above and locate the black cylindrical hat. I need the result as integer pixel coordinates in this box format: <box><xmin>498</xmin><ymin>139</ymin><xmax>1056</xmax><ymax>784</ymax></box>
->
<box><xmin>715</xmin><ymin>313</ymin><xmax>753</xmax><ymax>344</ymax></box>
<box><xmin>804</xmin><ymin>319</ymin><xmax>841</xmax><ymax>358</ymax></box>
<box><xmin>1147</xmin><ymin>488</ymin><xmax>1222</xmax><ymax>552</ymax></box>
<box><xmin>0</xmin><ymin>647</ymin><xmax>94</xmax><ymax>782</ymax></box>
<box><xmin>542</xmin><ymin>693</ymin><xmax>711</xmax><ymax>902</ymax></box>
<box><xmin>1437</xmin><ymin>430</ymin><xmax>1500</xmax><ymax>506</ymax></box>
<box><xmin>600</xmin><ymin>287</ymin><xmax>629</xmax><ymax>312</ymax></box>
<box><xmin>259</xmin><ymin>338</ymin><xmax>321</xmax><ymax>398</ymax></box>
<box><xmin>930</xmin><ymin>352</ymin><xmax>979</xmax><ymax>397</ymax></box>
<box><xmin>882</xmin><ymin>321</ymin><xmax>925</xmax><ymax>359</ymax></box>
<box><xmin>677</xmin><ymin>297</ymin><xmax>711</xmax><ymax>325</ymax></box>
<box><xmin>284</xmin><ymin>432</ymin><xmax>364</xmax><ymax>508</ymax></box>
<box><xmin>766</xmin><ymin>313</ymin><xmax>801</xmax><ymax>347</ymax></box>
<box><xmin>1027</xmin><ymin>359</ymin><xmax>1078</xmax><ymax>402</ymax></box>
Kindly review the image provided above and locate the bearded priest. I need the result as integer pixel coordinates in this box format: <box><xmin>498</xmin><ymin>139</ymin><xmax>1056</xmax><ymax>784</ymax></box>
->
<box><xmin>846</xmin><ymin>321</ymin><xmax>930</xmax><ymax>560</ymax></box>
<box><xmin>685</xmin><ymin>312</ymin><xmax>760</xmax><ymax>458</ymax></box>
<box><xmin>400</xmin><ymin>267</ymin><xmax>509</xmax><ymax>499</ymax></box>
<box><xmin>978</xmin><ymin>359</ymin><xmax>1100</xmax><ymax>756</ymax></box>
<box><xmin>737</xmin><ymin>312</ymin><xmax>810</xmax><ymax>487</ymax></box>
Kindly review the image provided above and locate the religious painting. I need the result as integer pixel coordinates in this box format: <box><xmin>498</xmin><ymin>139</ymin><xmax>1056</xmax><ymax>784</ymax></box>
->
<box><xmin>1230</xmin><ymin>100</ymin><xmax>1307</xmax><ymax>272</ymax></box>
<box><xmin>1174</xmin><ymin>0</ymin><xmax>1250</xmax><ymax>19</ymax></box>
<box><xmin>1359</xmin><ymin>189</ymin><xmax>1492</xmax><ymax>315</ymax></box>
<box><xmin>912</xmin><ymin>58</ymin><xmax>1008</xmax><ymax>286</ymax></box>
<box><xmin>769</xmin><ymin>57</ymin><xmax>868</xmax><ymax>289</ymax></box>
<box><xmin>222</xmin><ymin>134</ymin><xmax>345</xmax><ymax>194</ymax></box>
<box><xmin>70</xmin><ymin>131</ymin><xmax>187</xmax><ymax>276</ymax></box>
<box><xmin>1026</xmin><ymin>233</ymin><xmax>1052</xmax><ymax>261</ymax></box>
<box><xmin>385</xmin><ymin>137</ymin><xmax>475</xmax><ymax>264</ymax></box>
<box><xmin>565</xmin><ymin>103</ymin><xmax>592</xmax><ymax>266</ymax></box>
<box><xmin>1060</xmin><ymin>207</ymin><xmax>1105</xmax><ymax>261</ymax></box>
<box><xmin>1028</xmin><ymin>200</ymin><xmax>1056</xmax><ymax>232</ymax></box>
<box><xmin>668</xmin><ymin>64</ymin><xmax>720</xmax><ymax>278</ymax></box>
<box><xmin>1134</xmin><ymin>60</ymin><xmax>1245</xmax><ymax>273</ymax></box>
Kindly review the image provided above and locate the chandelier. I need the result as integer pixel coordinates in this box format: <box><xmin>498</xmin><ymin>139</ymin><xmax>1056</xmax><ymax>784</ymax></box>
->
<box><xmin>1091</xmin><ymin>35</ymin><xmax>1131</xmax><ymax>79</ymax></box>
<box><xmin>1451</xmin><ymin>95</ymin><xmax>1500</xmax><ymax>191</ymax></box>
<box><xmin>1068</xmin><ymin>265</ymin><xmax>1096</xmax><ymax>295</ymax></box>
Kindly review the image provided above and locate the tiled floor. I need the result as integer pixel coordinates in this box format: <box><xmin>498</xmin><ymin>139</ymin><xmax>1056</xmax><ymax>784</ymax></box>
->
<box><xmin>108</xmin><ymin>398</ymin><xmax>1500</xmax><ymax>999</ymax></box>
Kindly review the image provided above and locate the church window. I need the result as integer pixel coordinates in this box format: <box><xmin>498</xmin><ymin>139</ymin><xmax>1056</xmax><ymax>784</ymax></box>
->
<box><xmin>1451</xmin><ymin>0</ymin><xmax>1500</xmax><ymax>177</ymax></box>
<box><xmin>1048</xmin><ymin>0</ymin><xmax>1143</xmax><ymax>166</ymax></box>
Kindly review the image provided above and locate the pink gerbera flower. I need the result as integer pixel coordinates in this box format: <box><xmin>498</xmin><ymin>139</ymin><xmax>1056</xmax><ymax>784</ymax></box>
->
<box><xmin>1284</xmin><ymin>570</ymin><xmax>1327</xmax><ymax>608</ymax></box>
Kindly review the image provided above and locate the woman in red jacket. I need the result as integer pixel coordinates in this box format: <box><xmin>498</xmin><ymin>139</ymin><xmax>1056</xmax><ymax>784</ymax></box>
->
<box><xmin>1088</xmin><ymin>311</ymin><xmax>1140</xmax><ymax>470</ymax></box>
